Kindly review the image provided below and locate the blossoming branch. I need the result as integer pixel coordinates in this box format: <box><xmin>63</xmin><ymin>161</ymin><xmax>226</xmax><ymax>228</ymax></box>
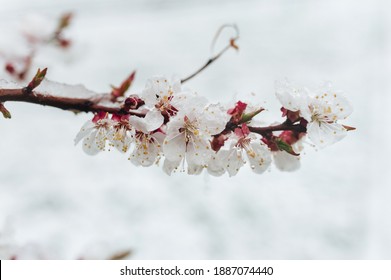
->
<box><xmin>0</xmin><ymin>20</ymin><xmax>355</xmax><ymax>176</ymax></box>
<box><xmin>0</xmin><ymin>71</ymin><xmax>355</xmax><ymax>176</ymax></box>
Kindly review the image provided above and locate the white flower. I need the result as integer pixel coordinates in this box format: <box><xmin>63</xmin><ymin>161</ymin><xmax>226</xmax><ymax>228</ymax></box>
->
<box><xmin>128</xmin><ymin>110</ymin><xmax>164</xmax><ymax>167</ymax></box>
<box><xmin>275</xmin><ymin>79</ymin><xmax>353</xmax><ymax>148</ymax></box>
<box><xmin>74</xmin><ymin>113</ymin><xmax>114</xmax><ymax>155</ymax></box>
<box><xmin>107</xmin><ymin>116</ymin><xmax>134</xmax><ymax>153</ymax></box>
<box><xmin>142</xmin><ymin>76</ymin><xmax>191</xmax><ymax>115</ymax></box>
<box><xmin>222</xmin><ymin>135</ymin><xmax>271</xmax><ymax>177</ymax></box>
<box><xmin>163</xmin><ymin>113</ymin><xmax>210</xmax><ymax>171</ymax></box>
<box><xmin>304</xmin><ymin>82</ymin><xmax>353</xmax><ymax>148</ymax></box>
<box><xmin>162</xmin><ymin>102</ymin><xmax>229</xmax><ymax>174</ymax></box>
<box><xmin>275</xmin><ymin>79</ymin><xmax>309</xmax><ymax>113</ymax></box>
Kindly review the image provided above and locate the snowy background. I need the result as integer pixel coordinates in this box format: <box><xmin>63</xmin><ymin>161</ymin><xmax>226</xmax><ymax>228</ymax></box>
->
<box><xmin>0</xmin><ymin>0</ymin><xmax>390</xmax><ymax>259</ymax></box>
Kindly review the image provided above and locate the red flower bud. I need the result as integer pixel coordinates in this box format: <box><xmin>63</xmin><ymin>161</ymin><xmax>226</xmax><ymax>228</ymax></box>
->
<box><xmin>211</xmin><ymin>133</ymin><xmax>229</xmax><ymax>152</ymax></box>
<box><xmin>227</xmin><ymin>101</ymin><xmax>247</xmax><ymax>124</ymax></box>
<box><xmin>111</xmin><ymin>71</ymin><xmax>136</xmax><ymax>101</ymax></box>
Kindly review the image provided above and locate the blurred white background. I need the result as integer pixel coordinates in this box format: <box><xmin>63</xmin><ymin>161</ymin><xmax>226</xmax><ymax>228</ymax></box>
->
<box><xmin>0</xmin><ymin>0</ymin><xmax>390</xmax><ymax>259</ymax></box>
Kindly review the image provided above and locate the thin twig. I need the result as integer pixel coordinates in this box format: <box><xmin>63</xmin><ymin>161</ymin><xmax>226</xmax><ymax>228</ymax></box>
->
<box><xmin>181</xmin><ymin>24</ymin><xmax>239</xmax><ymax>83</ymax></box>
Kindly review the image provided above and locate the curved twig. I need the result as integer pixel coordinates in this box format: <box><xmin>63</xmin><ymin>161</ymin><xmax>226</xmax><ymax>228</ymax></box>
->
<box><xmin>181</xmin><ymin>24</ymin><xmax>239</xmax><ymax>83</ymax></box>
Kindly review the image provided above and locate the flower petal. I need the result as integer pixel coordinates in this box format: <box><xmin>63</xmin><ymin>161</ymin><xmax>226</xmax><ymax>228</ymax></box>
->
<box><xmin>173</xmin><ymin>93</ymin><xmax>208</xmax><ymax>116</ymax></box>
<box><xmin>273</xmin><ymin>151</ymin><xmax>300</xmax><ymax>172</ymax></box>
<box><xmin>144</xmin><ymin>110</ymin><xmax>164</xmax><ymax>132</ymax></box>
<box><xmin>225</xmin><ymin>148</ymin><xmax>244</xmax><ymax>177</ymax></box>
<box><xmin>246</xmin><ymin>143</ymin><xmax>271</xmax><ymax>174</ymax></box>
<box><xmin>162</xmin><ymin>158</ymin><xmax>181</xmax><ymax>175</ymax></box>
<box><xmin>74</xmin><ymin>121</ymin><xmax>95</xmax><ymax>145</ymax></box>
<box><xmin>311</xmin><ymin>82</ymin><xmax>353</xmax><ymax>120</ymax></box>
<box><xmin>199</xmin><ymin>103</ymin><xmax>230</xmax><ymax>136</ymax></box>
<box><xmin>129</xmin><ymin>110</ymin><xmax>164</xmax><ymax>133</ymax></box>
<box><xmin>82</xmin><ymin>130</ymin><xmax>100</xmax><ymax>155</ymax></box>
<box><xmin>207</xmin><ymin>151</ymin><xmax>227</xmax><ymax>177</ymax></box>
<box><xmin>187</xmin><ymin>163</ymin><xmax>204</xmax><ymax>175</ymax></box>
<box><xmin>130</xmin><ymin>141</ymin><xmax>159</xmax><ymax>167</ymax></box>
<box><xmin>111</xmin><ymin>136</ymin><xmax>132</xmax><ymax>153</ymax></box>
<box><xmin>275</xmin><ymin>79</ymin><xmax>309</xmax><ymax>112</ymax></box>
<box><xmin>94</xmin><ymin>126</ymin><xmax>110</xmax><ymax>151</ymax></box>
<box><xmin>307</xmin><ymin>121</ymin><xmax>347</xmax><ymax>148</ymax></box>
<box><xmin>185</xmin><ymin>136</ymin><xmax>212</xmax><ymax>166</ymax></box>
<box><xmin>142</xmin><ymin>76</ymin><xmax>170</xmax><ymax>107</ymax></box>
<box><xmin>163</xmin><ymin>133</ymin><xmax>186</xmax><ymax>162</ymax></box>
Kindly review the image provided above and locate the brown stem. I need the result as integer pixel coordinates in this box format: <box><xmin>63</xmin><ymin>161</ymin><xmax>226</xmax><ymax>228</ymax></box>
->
<box><xmin>181</xmin><ymin>45</ymin><xmax>231</xmax><ymax>83</ymax></box>
<box><xmin>0</xmin><ymin>88</ymin><xmax>145</xmax><ymax>117</ymax></box>
<box><xmin>248</xmin><ymin>123</ymin><xmax>306</xmax><ymax>136</ymax></box>
<box><xmin>181</xmin><ymin>24</ymin><xmax>239</xmax><ymax>83</ymax></box>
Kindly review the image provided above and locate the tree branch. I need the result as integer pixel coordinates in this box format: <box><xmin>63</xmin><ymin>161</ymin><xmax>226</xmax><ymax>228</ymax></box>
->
<box><xmin>0</xmin><ymin>88</ymin><xmax>145</xmax><ymax>117</ymax></box>
<box><xmin>248</xmin><ymin>123</ymin><xmax>307</xmax><ymax>136</ymax></box>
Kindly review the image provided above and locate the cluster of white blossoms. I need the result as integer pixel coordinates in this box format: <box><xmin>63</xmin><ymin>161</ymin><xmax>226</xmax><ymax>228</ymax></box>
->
<box><xmin>275</xmin><ymin>79</ymin><xmax>353</xmax><ymax>148</ymax></box>
<box><xmin>75</xmin><ymin>76</ymin><xmax>353</xmax><ymax>176</ymax></box>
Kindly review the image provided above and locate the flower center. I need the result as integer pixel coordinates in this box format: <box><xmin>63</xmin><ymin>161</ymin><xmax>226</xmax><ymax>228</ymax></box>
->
<box><xmin>113</xmin><ymin>122</ymin><xmax>131</xmax><ymax>141</ymax></box>
<box><xmin>179</xmin><ymin>116</ymin><xmax>200</xmax><ymax>144</ymax></box>
<box><xmin>237</xmin><ymin>137</ymin><xmax>255</xmax><ymax>158</ymax></box>
<box><xmin>155</xmin><ymin>91</ymin><xmax>178</xmax><ymax>115</ymax></box>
